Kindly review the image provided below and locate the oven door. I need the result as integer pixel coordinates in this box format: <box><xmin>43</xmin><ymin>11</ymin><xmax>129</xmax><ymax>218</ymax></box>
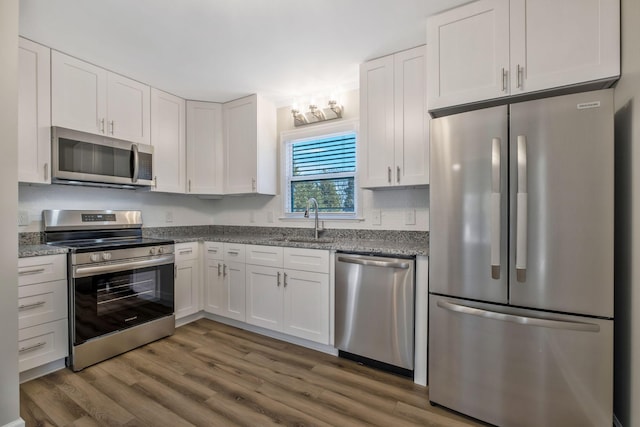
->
<box><xmin>71</xmin><ymin>256</ymin><xmax>174</xmax><ymax>345</ymax></box>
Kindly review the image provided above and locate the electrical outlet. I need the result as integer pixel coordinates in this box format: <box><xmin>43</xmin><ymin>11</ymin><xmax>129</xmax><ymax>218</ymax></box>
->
<box><xmin>266</xmin><ymin>211</ymin><xmax>274</xmax><ymax>223</ymax></box>
<box><xmin>371</xmin><ymin>209</ymin><xmax>381</xmax><ymax>226</ymax></box>
<box><xmin>165</xmin><ymin>211</ymin><xmax>174</xmax><ymax>223</ymax></box>
<box><xmin>249</xmin><ymin>211</ymin><xmax>256</xmax><ymax>223</ymax></box>
<box><xmin>18</xmin><ymin>210</ymin><xmax>29</xmax><ymax>226</ymax></box>
<box><xmin>405</xmin><ymin>209</ymin><xmax>416</xmax><ymax>225</ymax></box>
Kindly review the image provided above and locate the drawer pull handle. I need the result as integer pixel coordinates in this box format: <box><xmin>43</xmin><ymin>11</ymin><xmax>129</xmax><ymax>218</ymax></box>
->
<box><xmin>19</xmin><ymin>300</ymin><xmax>46</xmax><ymax>310</ymax></box>
<box><xmin>208</xmin><ymin>249</ymin><xmax>218</xmax><ymax>253</ymax></box>
<box><xmin>227</xmin><ymin>250</ymin><xmax>240</xmax><ymax>255</ymax></box>
<box><xmin>19</xmin><ymin>267</ymin><xmax>46</xmax><ymax>276</ymax></box>
<box><xmin>277</xmin><ymin>271</ymin><xmax>281</xmax><ymax>287</ymax></box>
<box><xmin>283</xmin><ymin>272</ymin><xmax>288</xmax><ymax>287</ymax></box>
<box><xmin>179</xmin><ymin>249</ymin><xmax>193</xmax><ymax>255</ymax></box>
<box><xmin>217</xmin><ymin>263</ymin><xmax>222</xmax><ymax>276</ymax></box>
<box><xmin>19</xmin><ymin>341</ymin><xmax>46</xmax><ymax>353</ymax></box>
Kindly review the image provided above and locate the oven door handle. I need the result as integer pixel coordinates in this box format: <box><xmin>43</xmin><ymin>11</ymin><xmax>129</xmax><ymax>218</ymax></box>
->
<box><xmin>73</xmin><ymin>255</ymin><xmax>175</xmax><ymax>278</ymax></box>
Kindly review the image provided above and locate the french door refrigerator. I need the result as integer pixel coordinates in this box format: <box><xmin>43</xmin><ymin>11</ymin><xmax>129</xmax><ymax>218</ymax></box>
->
<box><xmin>428</xmin><ymin>89</ymin><xmax>613</xmax><ymax>427</ymax></box>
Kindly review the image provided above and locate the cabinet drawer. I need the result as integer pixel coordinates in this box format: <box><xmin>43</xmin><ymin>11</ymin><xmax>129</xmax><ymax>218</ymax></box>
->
<box><xmin>18</xmin><ymin>254</ymin><xmax>66</xmax><ymax>286</ymax></box>
<box><xmin>284</xmin><ymin>248</ymin><xmax>329</xmax><ymax>273</ymax></box>
<box><xmin>18</xmin><ymin>279</ymin><xmax>67</xmax><ymax>329</ymax></box>
<box><xmin>175</xmin><ymin>242</ymin><xmax>199</xmax><ymax>262</ymax></box>
<box><xmin>18</xmin><ymin>318</ymin><xmax>68</xmax><ymax>373</ymax></box>
<box><xmin>223</xmin><ymin>243</ymin><xmax>246</xmax><ymax>262</ymax></box>
<box><xmin>246</xmin><ymin>245</ymin><xmax>283</xmax><ymax>268</ymax></box>
<box><xmin>204</xmin><ymin>242</ymin><xmax>224</xmax><ymax>260</ymax></box>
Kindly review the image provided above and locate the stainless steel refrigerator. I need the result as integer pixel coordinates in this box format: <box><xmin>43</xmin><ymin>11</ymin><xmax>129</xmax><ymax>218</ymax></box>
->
<box><xmin>428</xmin><ymin>89</ymin><xmax>614</xmax><ymax>426</ymax></box>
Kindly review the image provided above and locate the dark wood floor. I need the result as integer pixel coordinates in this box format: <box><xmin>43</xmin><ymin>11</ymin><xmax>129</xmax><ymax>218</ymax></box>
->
<box><xmin>20</xmin><ymin>318</ymin><xmax>483</xmax><ymax>426</ymax></box>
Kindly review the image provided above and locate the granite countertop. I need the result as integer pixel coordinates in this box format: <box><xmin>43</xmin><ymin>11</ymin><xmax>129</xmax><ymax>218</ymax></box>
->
<box><xmin>153</xmin><ymin>233</ymin><xmax>427</xmax><ymax>257</ymax></box>
<box><xmin>19</xmin><ymin>226</ymin><xmax>428</xmax><ymax>258</ymax></box>
<box><xmin>19</xmin><ymin>244</ymin><xmax>69</xmax><ymax>258</ymax></box>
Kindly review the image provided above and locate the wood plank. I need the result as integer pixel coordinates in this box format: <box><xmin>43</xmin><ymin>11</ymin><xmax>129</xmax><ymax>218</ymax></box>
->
<box><xmin>20</xmin><ymin>319</ymin><xmax>482</xmax><ymax>427</ymax></box>
<box><xmin>87</xmin><ymin>367</ymin><xmax>197</xmax><ymax>427</ymax></box>
<box><xmin>47</xmin><ymin>369</ymin><xmax>136</xmax><ymax>426</ymax></box>
<box><xmin>133</xmin><ymin>374</ymin><xmax>237</xmax><ymax>426</ymax></box>
<box><xmin>21</xmin><ymin>374</ymin><xmax>88</xmax><ymax>426</ymax></box>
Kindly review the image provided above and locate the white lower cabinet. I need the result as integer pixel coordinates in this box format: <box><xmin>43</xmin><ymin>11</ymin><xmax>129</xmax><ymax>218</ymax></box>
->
<box><xmin>245</xmin><ymin>245</ymin><xmax>330</xmax><ymax>344</ymax></box>
<box><xmin>18</xmin><ymin>254</ymin><xmax>68</xmax><ymax>373</ymax></box>
<box><xmin>204</xmin><ymin>242</ymin><xmax>246</xmax><ymax>321</ymax></box>
<box><xmin>174</xmin><ymin>242</ymin><xmax>200</xmax><ymax>320</ymax></box>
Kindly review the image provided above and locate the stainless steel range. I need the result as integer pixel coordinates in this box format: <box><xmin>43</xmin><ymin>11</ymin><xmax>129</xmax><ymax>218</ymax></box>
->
<box><xmin>43</xmin><ymin>210</ymin><xmax>175</xmax><ymax>371</ymax></box>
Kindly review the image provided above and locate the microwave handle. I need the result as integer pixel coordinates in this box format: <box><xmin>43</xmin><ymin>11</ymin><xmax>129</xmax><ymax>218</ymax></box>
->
<box><xmin>131</xmin><ymin>144</ymin><xmax>139</xmax><ymax>183</ymax></box>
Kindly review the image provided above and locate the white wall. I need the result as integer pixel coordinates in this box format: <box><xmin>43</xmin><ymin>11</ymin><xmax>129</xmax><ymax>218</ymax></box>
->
<box><xmin>614</xmin><ymin>0</ymin><xmax>640</xmax><ymax>425</ymax></box>
<box><xmin>0</xmin><ymin>0</ymin><xmax>22</xmax><ymax>425</ymax></box>
<box><xmin>18</xmin><ymin>183</ymin><xmax>218</xmax><ymax>232</ymax></box>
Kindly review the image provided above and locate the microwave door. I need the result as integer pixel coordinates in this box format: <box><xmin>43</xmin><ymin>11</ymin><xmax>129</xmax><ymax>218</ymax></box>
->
<box><xmin>131</xmin><ymin>144</ymin><xmax>139</xmax><ymax>183</ymax></box>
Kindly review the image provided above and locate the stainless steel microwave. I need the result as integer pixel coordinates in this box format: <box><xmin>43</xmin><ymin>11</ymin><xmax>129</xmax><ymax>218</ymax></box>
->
<box><xmin>51</xmin><ymin>127</ymin><xmax>153</xmax><ymax>189</ymax></box>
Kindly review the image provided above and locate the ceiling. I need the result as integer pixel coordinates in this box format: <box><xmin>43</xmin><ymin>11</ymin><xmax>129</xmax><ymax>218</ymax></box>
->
<box><xmin>19</xmin><ymin>0</ymin><xmax>469</xmax><ymax>107</ymax></box>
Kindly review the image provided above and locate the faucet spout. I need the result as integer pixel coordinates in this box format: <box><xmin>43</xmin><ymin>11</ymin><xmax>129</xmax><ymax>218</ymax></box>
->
<box><xmin>305</xmin><ymin>198</ymin><xmax>320</xmax><ymax>239</ymax></box>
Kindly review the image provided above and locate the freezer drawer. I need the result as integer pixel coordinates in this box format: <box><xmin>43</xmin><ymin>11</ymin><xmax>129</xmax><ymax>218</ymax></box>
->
<box><xmin>429</xmin><ymin>295</ymin><xmax>613</xmax><ymax>427</ymax></box>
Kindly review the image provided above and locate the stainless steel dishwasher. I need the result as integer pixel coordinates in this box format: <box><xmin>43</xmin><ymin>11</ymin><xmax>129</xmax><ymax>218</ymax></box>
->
<box><xmin>335</xmin><ymin>253</ymin><xmax>415</xmax><ymax>376</ymax></box>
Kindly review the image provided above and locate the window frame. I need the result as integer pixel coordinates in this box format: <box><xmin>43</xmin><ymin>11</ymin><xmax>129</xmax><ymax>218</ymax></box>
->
<box><xmin>281</xmin><ymin>119</ymin><xmax>360</xmax><ymax>220</ymax></box>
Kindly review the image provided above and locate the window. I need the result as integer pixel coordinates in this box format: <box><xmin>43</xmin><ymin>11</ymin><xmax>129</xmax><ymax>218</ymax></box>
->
<box><xmin>283</xmin><ymin>121</ymin><xmax>358</xmax><ymax>218</ymax></box>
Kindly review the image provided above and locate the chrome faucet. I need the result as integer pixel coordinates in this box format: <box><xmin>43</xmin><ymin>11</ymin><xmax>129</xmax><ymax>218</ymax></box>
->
<box><xmin>304</xmin><ymin>197</ymin><xmax>320</xmax><ymax>239</ymax></box>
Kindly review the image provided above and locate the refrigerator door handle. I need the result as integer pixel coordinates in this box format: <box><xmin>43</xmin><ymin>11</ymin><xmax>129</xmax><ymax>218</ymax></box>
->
<box><xmin>491</xmin><ymin>137</ymin><xmax>501</xmax><ymax>279</ymax></box>
<box><xmin>516</xmin><ymin>135</ymin><xmax>528</xmax><ymax>282</ymax></box>
<box><xmin>436</xmin><ymin>300</ymin><xmax>601</xmax><ymax>333</ymax></box>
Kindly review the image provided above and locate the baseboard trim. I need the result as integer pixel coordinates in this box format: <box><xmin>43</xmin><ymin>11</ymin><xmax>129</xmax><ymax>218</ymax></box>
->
<box><xmin>201</xmin><ymin>312</ymin><xmax>338</xmax><ymax>356</ymax></box>
<box><xmin>19</xmin><ymin>358</ymin><xmax>66</xmax><ymax>384</ymax></box>
<box><xmin>2</xmin><ymin>418</ymin><xmax>25</xmax><ymax>427</ymax></box>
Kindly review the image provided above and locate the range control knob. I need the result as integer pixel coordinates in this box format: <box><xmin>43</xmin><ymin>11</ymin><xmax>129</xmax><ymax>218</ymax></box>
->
<box><xmin>102</xmin><ymin>252</ymin><xmax>112</xmax><ymax>261</ymax></box>
<box><xmin>158</xmin><ymin>247</ymin><xmax>165</xmax><ymax>254</ymax></box>
<box><xmin>149</xmin><ymin>247</ymin><xmax>157</xmax><ymax>255</ymax></box>
<box><xmin>90</xmin><ymin>253</ymin><xmax>101</xmax><ymax>262</ymax></box>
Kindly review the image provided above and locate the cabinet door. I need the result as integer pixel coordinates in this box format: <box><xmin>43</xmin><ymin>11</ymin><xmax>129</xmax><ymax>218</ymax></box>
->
<box><xmin>186</xmin><ymin>101</ymin><xmax>224</xmax><ymax>194</ymax></box>
<box><xmin>283</xmin><ymin>270</ymin><xmax>329</xmax><ymax>344</ymax></box>
<box><xmin>427</xmin><ymin>0</ymin><xmax>510</xmax><ymax>110</ymax></box>
<box><xmin>223</xmin><ymin>261</ymin><xmax>246</xmax><ymax>322</ymax></box>
<box><xmin>509</xmin><ymin>0</ymin><xmax>620</xmax><ymax>94</ymax></box>
<box><xmin>151</xmin><ymin>88</ymin><xmax>186</xmax><ymax>193</ymax></box>
<box><xmin>204</xmin><ymin>257</ymin><xmax>225</xmax><ymax>315</ymax></box>
<box><xmin>51</xmin><ymin>51</ymin><xmax>107</xmax><ymax>135</ymax></box>
<box><xmin>245</xmin><ymin>265</ymin><xmax>282</xmax><ymax>331</ymax></box>
<box><xmin>223</xmin><ymin>96</ymin><xmax>257</xmax><ymax>194</ymax></box>
<box><xmin>394</xmin><ymin>46</ymin><xmax>429</xmax><ymax>186</ymax></box>
<box><xmin>175</xmin><ymin>259</ymin><xmax>199</xmax><ymax>319</ymax></box>
<box><xmin>106</xmin><ymin>73</ymin><xmax>151</xmax><ymax>144</ymax></box>
<box><xmin>18</xmin><ymin>38</ymin><xmax>51</xmax><ymax>184</ymax></box>
<box><xmin>359</xmin><ymin>55</ymin><xmax>395</xmax><ymax>188</ymax></box>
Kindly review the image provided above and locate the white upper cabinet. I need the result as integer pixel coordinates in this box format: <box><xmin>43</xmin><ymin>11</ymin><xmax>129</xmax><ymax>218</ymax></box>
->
<box><xmin>106</xmin><ymin>73</ymin><xmax>151</xmax><ymax>144</ymax></box>
<box><xmin>360</xmin><ymin>46</ymin><xmax>429</xmax><ymax>188</ymax></box>
<box><xmin>223</xmin><ymin>94</ymin><xmax>276</xmax><ymax>195</ymax></box>
<box><xmin>509</xmin><ymin>0</ymin><xmax>620</xmax><ymax>94</ymax></box>
<box><xmin>151</xmin><ymin>88</ymin><xmax>186</xmax><ymax>193</ymax></box>
<box><xmin>427</xmin><ymin>0</ymin><xmax>620</xmax><ymax>111</ymax></box>
<box><xmin>18</xmin><ymin>38</ymin><xmax>51</xmax><ymax>184</ymax></box>
<box><xmin>51</xmin><ymin>51</ymin><xmax>150</xmax><ymax>144</ymax></box>
<box><xmin>427</xmin><ymin>0</ymin><xmax>510</xmax><ymax>111</ymax></box>
<box><xmin>186</xmin><ymin>101</ymin><xmax>224</xmax><ymax>194</ymax></box>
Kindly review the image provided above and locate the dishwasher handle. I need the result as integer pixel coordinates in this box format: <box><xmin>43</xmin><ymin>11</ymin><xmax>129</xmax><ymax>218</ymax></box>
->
<box><xmin>337</xmin><ymin>255</ymin><xmax>411</xmax><ymax>269</ymax></box>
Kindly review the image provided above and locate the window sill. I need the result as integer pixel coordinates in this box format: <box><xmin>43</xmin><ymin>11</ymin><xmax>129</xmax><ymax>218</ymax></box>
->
<box><xmin>279</xmin><ymin>216</ymin><xmax>365</xmax><ymax>222</ymax></box>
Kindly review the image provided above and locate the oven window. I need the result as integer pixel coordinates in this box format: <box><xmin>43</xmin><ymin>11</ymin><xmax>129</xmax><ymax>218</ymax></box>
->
<box><xmin>74</xmin><ymin>263</ymin><xmax>174</xmax><ymax>344</ymax></box>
